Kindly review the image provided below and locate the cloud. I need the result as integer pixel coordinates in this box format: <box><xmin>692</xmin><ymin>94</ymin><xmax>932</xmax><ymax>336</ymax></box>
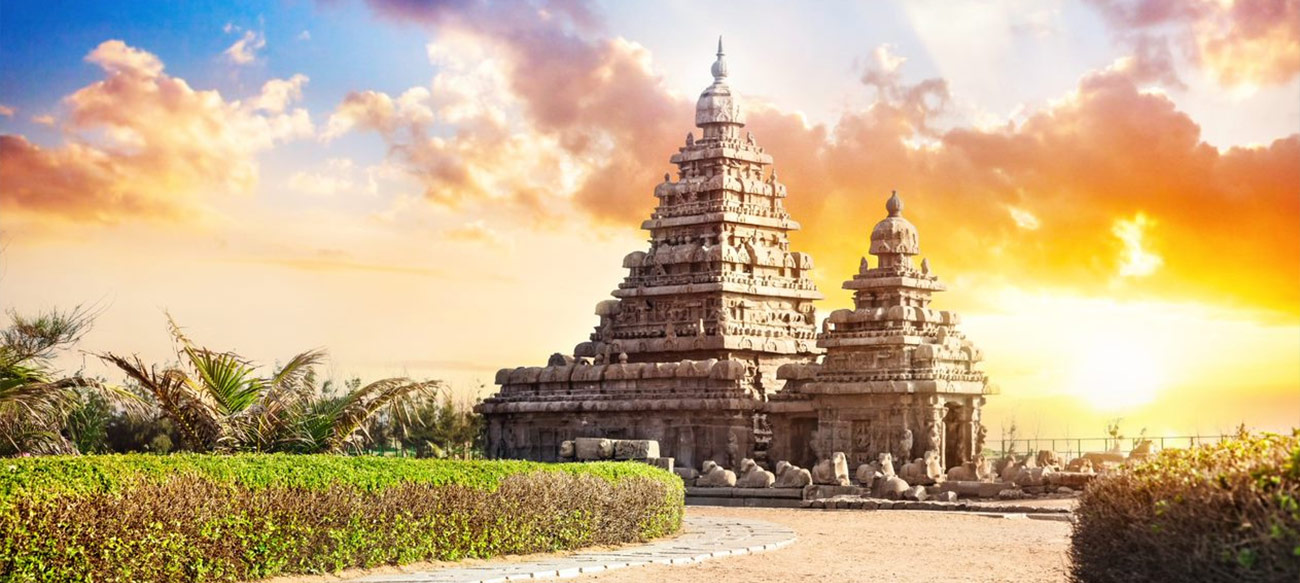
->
<box><xmin>30</xmin><ymin>114</ymin><xmax>55</xmax><ymax>126</ymax></box>
<box><xmin>1087</xmin><ymin>0</ymin><xmax>1300</xmax><ymax>87</ymax></box>
<box><xmin>443</xmin><ymin>219</ymin><xmax>512</xmax><ymax>248</ymax></box>
<box><xmin>0</xmin><ymin>40</ymin><xmax>313</xmax><ymax>224</ymax></box>
<box><xmin>339</xmin><ymin>0</ymin><xmax>1298</xmax><ymax>316</ymax></box>
<box><xmin>224</xmin><ymin>29</ymin><xmax>266</xmax><ymax>65</ymax></box>
<box><xmin>298</xmin><ymin>30</ymin><xmax>311</xmax><ymax>41</ymax></box>
<box><xmin>1112</xmin><ymin>213</ymin><xmax>1163</xmax><ymax>277</ymax></box>
<box><xmin>288</xmin><ymin>158</ymin><xmax>356</xmax><ymax>196</ymax></box>
<box><xmin>0</xmin><ymin>104</ymin><xmax>13</xmax><ymax>117</ymax></box>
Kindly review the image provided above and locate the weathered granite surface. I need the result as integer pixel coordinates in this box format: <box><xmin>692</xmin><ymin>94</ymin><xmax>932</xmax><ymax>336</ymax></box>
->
<box><xmin>479</xmin><ymin>41</ymin><xmax>822</xmax><ymax>468</ymax></box>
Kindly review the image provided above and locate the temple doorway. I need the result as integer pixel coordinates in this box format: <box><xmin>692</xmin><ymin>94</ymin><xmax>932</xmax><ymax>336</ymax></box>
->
<box><xmin>943</xmin><ymin>403</ymin><xmax>964</xmax><ymax>470</ymax></box>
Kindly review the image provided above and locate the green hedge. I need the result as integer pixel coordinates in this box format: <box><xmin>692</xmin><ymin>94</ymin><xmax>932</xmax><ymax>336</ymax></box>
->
<box><xmin>0</xmin><ymin>454</ymin><xmax>684</xmax><ymax>582</ymax></box>
<box><xmin>1070</xmin><ymin>431</ymin><xmax>1300</xmax><ymax>583</ymax></box>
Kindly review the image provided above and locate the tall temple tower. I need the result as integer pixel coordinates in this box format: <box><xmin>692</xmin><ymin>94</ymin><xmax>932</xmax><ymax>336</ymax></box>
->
<box><xmin>575</xmin><ymin>38</ymin><xmax>822</xmax><ymax>385</ymax></box>
<box><xmin>480</xmin><ymin>40</ymin><xmax>823</xmax><ymax>469</ymax></box>
<box><xmin>768</xmin><ymin>192</ymin><xmax>993</xmax><ymax>471</ymax></box>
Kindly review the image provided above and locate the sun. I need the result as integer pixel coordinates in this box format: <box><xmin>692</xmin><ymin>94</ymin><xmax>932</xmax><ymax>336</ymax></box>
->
<box><xmin>1066</xmin><ymin>339</ymin><xmax>1165</xmax><ymax>411</ymax></box>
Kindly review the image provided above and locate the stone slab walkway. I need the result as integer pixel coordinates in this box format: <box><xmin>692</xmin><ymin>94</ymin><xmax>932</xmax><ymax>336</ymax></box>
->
<box><xmin>350</xmin><ymin>516</ymin><xmax>796</xmax><ymax>583</ymax></box>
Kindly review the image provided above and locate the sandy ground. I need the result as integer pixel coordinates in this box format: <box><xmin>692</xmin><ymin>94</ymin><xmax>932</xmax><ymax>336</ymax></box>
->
<box><xmin>261</xmin><ymin>506</ymin><xmax>1073</xmax><ymax>583</ymax></box>
<box><xmin>574</xmin><ymin>507</ymin><xmax>1073</xmax><ymax>583</ymax></box>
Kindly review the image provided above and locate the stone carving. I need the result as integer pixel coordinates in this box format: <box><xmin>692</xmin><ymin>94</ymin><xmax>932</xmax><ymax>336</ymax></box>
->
<box><xmin>735</xmin><ymin>458</ymin><xmax>776</xmax><ymax>488</ymax></box>
<box><xmin>614</xmin><ymin>439</ymin><xmax>660</xmax><ymax>460</ymax></box>
<box><xmin>1035</xmin><ymin>450</ymin><xmax>1062</xmax><ymax>469</ymax></box>
<box><xmin>1065</xmin><ymin>457</ymin><xmax>1095</xmax><ymax>473</ymax></box>
<box><xmin>575</xmin><ymin>438</ymin><xmax>614</xmax><ymax>461</ymax></box>
<box><xmin>812</xmin><ymin>452</ymin><xmax>851</xmax><ymax>486</ymax></box>
<box><xmin>947</xmin><ymin>454</ymin><xmax>993</xmax><ymax>482</ymax></box>
<box><xmin>558</xmin><ymin>440</ymin><xmax>575</xmax><ymax>461</ymax></box>
<box><xmin>773</xmin><ymin>461</ymin><xmax>812</xmax><ymax>488</ymax></box>
<box><xmin>1012</xmin><ymin>465</ymin><xmax>1054</xmax><ymax>487</ymax></box>
<box><xmin>877</xmin><ymin>461</ymin><xmax>910</xmax><ymax>498</ymax></box>
<box><xmin>900</xmin><ymin>450</ymin><xmax>944</xmax><ymax>485</ymax></box>
<box><xmin>697</xmin><ymin>460</ymin><xmax>737</xmax><ymax>487</ymax></box>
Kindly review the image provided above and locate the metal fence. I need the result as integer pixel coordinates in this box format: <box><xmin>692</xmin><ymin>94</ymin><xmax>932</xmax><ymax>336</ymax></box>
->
<box><xmin>990</xmin><ymin>434</ymin><xmax>1233</xmax><ymax>461</ymax></box>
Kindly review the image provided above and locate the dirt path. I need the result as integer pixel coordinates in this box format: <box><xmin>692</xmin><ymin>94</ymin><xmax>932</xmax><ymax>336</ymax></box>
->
<box><xmin>262</xmin><ymin>506</ymin><xmax>1074</xmax><ymax>583</ymax></box>
<box><xmin>573</xmin><ymin>506</ymin><xmax>1073</xmax><ymax>583</ymax></box>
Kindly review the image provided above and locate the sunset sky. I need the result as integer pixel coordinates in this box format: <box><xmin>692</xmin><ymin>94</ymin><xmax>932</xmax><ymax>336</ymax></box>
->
<box><xmin>2</xmin><ymin>0</ymin><xmax>1297</xmax><ymax>439</ymax></box>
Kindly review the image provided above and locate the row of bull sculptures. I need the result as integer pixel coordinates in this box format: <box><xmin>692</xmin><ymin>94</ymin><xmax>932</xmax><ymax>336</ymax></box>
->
<box><xmin>554</xmin><ymin>437</ymin><xmax>1156</xmax><ymax>498</ymax></box>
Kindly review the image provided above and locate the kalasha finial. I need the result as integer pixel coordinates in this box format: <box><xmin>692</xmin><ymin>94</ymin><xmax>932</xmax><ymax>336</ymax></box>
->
<box><xmin>711</xmin><ymin>36</ymin><xmax>728</xmax><ymax>80</ymax></box>
<box><xmin>886</xmin><ymin>190</ymin><xmax>903</xmax><ymax>217</ymax></box>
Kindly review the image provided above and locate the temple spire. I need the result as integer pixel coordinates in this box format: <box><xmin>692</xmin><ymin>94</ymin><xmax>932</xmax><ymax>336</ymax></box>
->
<box><xmin>711</xmin><ymin>36</ymin><xmax>728</xmax><ymax>81</ymax></box>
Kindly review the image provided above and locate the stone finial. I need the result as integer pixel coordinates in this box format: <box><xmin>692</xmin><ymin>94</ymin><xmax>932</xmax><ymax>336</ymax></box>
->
<box><xmin>618</xmin><ymin>352</ymin><xmax>629</xmax><ymax>364</ymax></box>
<box><xmin>921</xmin><ymin>257</ymin><xmax>931</xmax><ymax>275</ymax></box>
<box><xmin>686</xmin><ymin>132</ymin><xmax>695</xmax><ymax>146</ymax></box>
<box><xmin>663</xmin><ymin>172</ymin><xmax>670</xmax><ymax>182</ymax></box>
<box><xmin>887</xmin><ymin>190</ymin><xmax>903</xmax><ymax>217</ymax></box>
<box><xmin>711</xmin><ymin>36</ymin><xmax>728</xmax><ymax>80</ymax></box>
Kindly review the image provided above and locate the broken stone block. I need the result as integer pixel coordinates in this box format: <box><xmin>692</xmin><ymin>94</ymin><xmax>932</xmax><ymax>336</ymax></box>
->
<box><xmin>613</xmin><ymin>439</ymin><xmax>660</xmax><ymax>460</ymax></box>
<box><xmin>673</xmin><ymin>467</ymin><xmax>699</xmax><ymax>481</ymax></box>
<box><xmin>902</xmin><ymin>485</ymin><xmax>928</xmax><ymax>501</ymax></box>
<box><xmin>997</xmin><ymin>488</ymin><xmax>1026</xmax><ymax>500</ymax></box>
<box><xmin>574</xmin><ymin>437</ymin><xmax>614</xmax><ymax>461</ymax></box>
<box><xmin>558</xmin><ymin>440</ymin><xmax>575</xmax><ymax>460</ymax></box>
<box><xmin>936</xmin><ymin>491</ymin><xmax>958</xmax><ymax>502</ymax></box>
<box><xmin>876</xmin><ymin>475</ymin><xmax>910</xmax><ymax>499</ymax></box>
<box><xmin>644</xmin><ymin>456</ymin><xmax>674</xmax><ymax>471</ymax></box>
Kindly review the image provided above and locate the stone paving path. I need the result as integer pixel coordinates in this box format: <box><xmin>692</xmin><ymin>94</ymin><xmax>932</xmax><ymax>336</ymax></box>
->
<box><xmin>351</xmin><ymin>516</ymin><xmax>796</xmax><ymax>583</ymax></box>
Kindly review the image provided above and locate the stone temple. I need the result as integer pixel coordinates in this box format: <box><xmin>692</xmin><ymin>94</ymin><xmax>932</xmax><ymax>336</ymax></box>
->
<box><xmin>480</xmin><ymin>41</ymin><xmax>993</xmax><ymax>474</ymax></box>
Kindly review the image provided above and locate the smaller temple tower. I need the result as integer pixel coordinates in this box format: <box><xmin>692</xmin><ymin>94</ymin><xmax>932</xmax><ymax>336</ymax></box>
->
<box><xmin>767</xmin><ymin>192</ymin><xmax>994</xmax><ymax>471</ymax></box>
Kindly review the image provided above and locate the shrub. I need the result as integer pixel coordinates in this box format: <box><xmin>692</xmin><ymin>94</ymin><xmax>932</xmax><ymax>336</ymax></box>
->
<box><xmin>0</xmin><ymin>454</ymin><xmax>683</xmax><ymax>582</ymax></box>
<box><xmin>1070</xmin><ymin>430</ymin><xmax>1300</xmax><ymax>583</ymax></box>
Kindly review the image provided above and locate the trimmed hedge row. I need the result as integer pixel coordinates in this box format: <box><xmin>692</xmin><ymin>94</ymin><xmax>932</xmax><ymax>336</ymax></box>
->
<box><xmin>0</xmin><ymin>454</ymin><xmax>684</xmax><ymax>582</ymax></box>
<box><xmin>1070</xmin><ymin>431</ymin><xmax>1300</xmax><ymax>583</ymax></box>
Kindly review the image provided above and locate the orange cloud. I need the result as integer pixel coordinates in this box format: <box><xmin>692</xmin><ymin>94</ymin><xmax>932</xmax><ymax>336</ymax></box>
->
<box><xmin>1087</xmin><ymin>0</ymin><xmax>1300</xmax><ymax>87</ymax></box>
<box><xmin>0</xmin><ymin>40</ymin><xmax>313</xmax><ymax>225</ymax></box>
<box><xmin>345</xmin><ymin>1</ymin><xmax>1298</xmax><ymax>316</ymax></box>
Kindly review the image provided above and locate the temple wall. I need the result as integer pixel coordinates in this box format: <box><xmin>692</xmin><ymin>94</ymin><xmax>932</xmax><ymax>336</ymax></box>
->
<box><xmin>485</xmin><ymin>410</ymin><xmax>756</xmax><ymax>469</ymax></box>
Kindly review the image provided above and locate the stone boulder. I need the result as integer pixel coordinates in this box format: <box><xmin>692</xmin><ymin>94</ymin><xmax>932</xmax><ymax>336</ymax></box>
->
<box><xmin>1046</xmin><ymin>471</ymin><xmax>1096</xmax><ymax>489</ymax></box>
<box><xmin>998</xmin><ymin>488</ymin><xmax>1027</xmax><ymax>500</ymax></box>
<box><xmin>735</xmin><ymin>458</ymin><xmax>776</xmax><ymax>488</ymax></box>
<box><xmin>574</xmin><ymin>437</ymin><xmax>614</xmax><ymax>461</ymax></box>
<box><xmin>696</xmin><ymin>460</ymin><xmax>736</xmax><ymax>487</ymax></box>
<box><xmin>876</xmin><ymin>475</ymin><xmax>910</xmax><ymax>499</ymax></box>
<box><xmin>614</xmin><ymin>439</ymin><xmax>660</xmax><ymax>460</ymax></box>
<box><xmin>854</xmin><ymin>463</ymin><xmax>879</xmax><ymax>489</ymax></box>
<box><xmin>673</xmin><ymin>467</ymin><xmax>700</xmax><ymax>481</ymax></box>
<box><xmin>773</xmin><ymin>461</ymin><xmax>812</xmax><ymax>488</ymax></box>
<box><xmin>936</xmin><ymin>490</ymin><xmax>958</xmax><ymax>503</ymax></box>
<box><xmin>812</xmin><ymin>452</ymin><xmax>851</xmax><ymax>486</ymax></box>
<box><xmin>902</xmin><ymin>485</ymin><xmax>928</xmax><ymax>501</ymax></box>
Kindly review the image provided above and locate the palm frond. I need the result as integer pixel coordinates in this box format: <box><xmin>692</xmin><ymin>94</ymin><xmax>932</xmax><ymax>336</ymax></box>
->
<box><xmin>99</xmin><ymin>353</ymin><xmax>220</xmax><ymax>451</ymax></box>
<box><xmin>325</xmin><ymin>378</ymin><xmax>441</xmax><ymax>453</ymax></box>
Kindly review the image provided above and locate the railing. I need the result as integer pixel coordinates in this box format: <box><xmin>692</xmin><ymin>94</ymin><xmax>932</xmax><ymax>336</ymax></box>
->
<box><xmin>989</xmin><ymin>434</ymin><xmax>1234</xmax><ymax>461</ymax></box>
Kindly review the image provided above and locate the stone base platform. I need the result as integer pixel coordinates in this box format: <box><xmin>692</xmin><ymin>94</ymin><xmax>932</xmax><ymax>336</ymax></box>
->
<box><xmin>685</xmin><ymin>486</ymin><xmax>805</xmax><ymax>508</ymax></box>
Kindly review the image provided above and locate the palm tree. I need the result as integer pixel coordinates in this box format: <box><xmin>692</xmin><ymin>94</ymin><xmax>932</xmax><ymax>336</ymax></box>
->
<box><xmin>1</xmin><ymin>306</ymin><xmax>102</xmax><ymax>455</ymax></box>
<box><xmin>101</xmin><ymin>314</ymin><xmax>437</xmax><ymax>453</ymax></box>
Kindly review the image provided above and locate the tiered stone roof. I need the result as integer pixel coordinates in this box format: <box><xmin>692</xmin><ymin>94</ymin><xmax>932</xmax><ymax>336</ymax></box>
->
<box><xmin>774</xmin><ymin>192</ymin><xmax>991</xmax><ymax>398</ymax></box>
<box><xmin>573</xmin><ymin>39</ymin><xmax>822</xmax><ymax>366</ymax></box>
<box><xmin>483</xmin><ymin>40</ymin><xmax>822</xmax><ymax>420</ymax></box>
